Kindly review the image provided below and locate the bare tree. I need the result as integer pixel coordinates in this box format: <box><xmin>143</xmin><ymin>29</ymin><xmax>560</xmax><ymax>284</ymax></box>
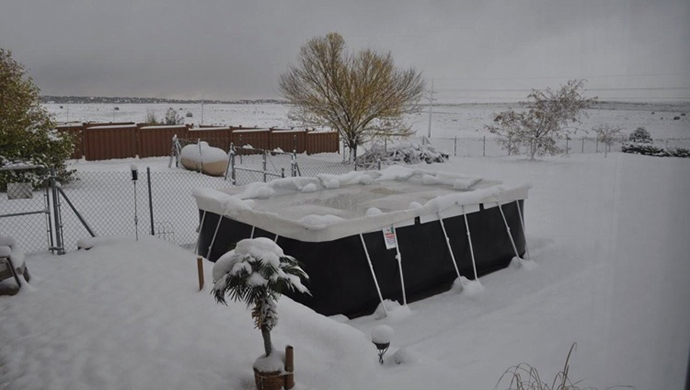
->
<box><xmin>279</xmin><ymin>33</ymin><xmax>425</xmax><ymax>160</ymax></box>
<box><xmin>593</xmin><ymin>124</ymin><xmax>623</xmax><ymax>157</ymax></box>
<box><xmin>486</xmin><ymin>80</ymin><xmax>597</xmax><ymax>160</ymax></box>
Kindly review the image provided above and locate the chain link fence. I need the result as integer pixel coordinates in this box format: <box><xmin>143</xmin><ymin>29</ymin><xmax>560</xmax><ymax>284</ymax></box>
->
<box><xmin>1</xmin><ymin>149</ymin><xmax>355</xmax><ymax>253</ymax></box>
<box><xmin>424</xmin><ymin>135</ymin><xmax>690</xmax><ymax>157</ymax></box>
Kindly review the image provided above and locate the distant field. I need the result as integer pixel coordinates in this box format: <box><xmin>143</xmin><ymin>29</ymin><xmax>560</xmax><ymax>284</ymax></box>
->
<box><xmin>44</xmin><ymin>101</ymin><xmax>690</xmax><ymax>140</ymax></box>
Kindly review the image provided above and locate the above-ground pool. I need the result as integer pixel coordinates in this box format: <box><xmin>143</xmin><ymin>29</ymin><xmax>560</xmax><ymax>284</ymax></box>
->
<box><xmin>193</xmin><ymin>166</ymin><xmax>530</xmax><ymax>318</ymax></box>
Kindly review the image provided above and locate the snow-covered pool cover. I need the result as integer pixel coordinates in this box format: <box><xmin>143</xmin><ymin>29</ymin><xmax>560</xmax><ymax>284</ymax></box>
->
<box><xmin>193</xmin><ymin>166</ymin><xmax>530</xmax><ymax>242</ymax></box>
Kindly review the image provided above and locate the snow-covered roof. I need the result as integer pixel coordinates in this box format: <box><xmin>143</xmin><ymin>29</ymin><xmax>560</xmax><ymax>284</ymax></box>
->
<box><xmin>188</xmin><ymin>127</ymin><xmax>229</xmax><ymax>131</ymax></box>
<box><xmin>88</xmin><ymin>124</ymin><xmax>137</xmax><ymax>130</ymax></box>
<box><xmin>140</xmin><ymin>125</ymin><xmax>187</xmax><ymax>130</ymax></box>
<box><xmin>233</xmin><ymin>128</ymin><xmax>270</xmax><ymax>133</ymax></box>
<box><xmin>193</xmin><ymin>166</ymin><xmax>530</xmax><ymax>242</ymax></box>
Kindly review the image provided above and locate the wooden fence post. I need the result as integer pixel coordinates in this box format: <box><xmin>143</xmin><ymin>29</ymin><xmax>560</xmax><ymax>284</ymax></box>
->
<box><xmin>197</xmin><ymin>256</ymin><xmax>204</xmax><ymax>291</ymax></box>
<box><xmin>284</xmin><ymin>345</ymin><xmax>294</xmax><ymax>389</ymax></box>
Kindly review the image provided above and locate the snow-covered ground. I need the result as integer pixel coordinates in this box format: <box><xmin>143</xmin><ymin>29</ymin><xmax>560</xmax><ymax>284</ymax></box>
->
<box><xmin>44</xmin><ymin>102</ymin><xmax>690</xmax><ymax>140</ymax></box>
<box><xmin>2</xmin><ymin>103</ymin><xmax>689</xmax><ymax>389</ymax></box>
<box><xmin>2</xmin><ymin>151</ymin><xmax>689</xmax><ymax>390</ymax></box>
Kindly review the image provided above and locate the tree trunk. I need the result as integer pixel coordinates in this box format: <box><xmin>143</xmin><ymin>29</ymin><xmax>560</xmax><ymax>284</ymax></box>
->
<box><xmin>261</xmin><ymin>326</ymin><xmax>273</xmax><ymax>357</ymax></box>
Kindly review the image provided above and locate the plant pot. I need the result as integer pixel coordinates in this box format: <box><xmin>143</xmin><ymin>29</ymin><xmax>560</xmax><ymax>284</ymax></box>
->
<box><xmin>253</xmin><ymin>368</ymin><xmax>284</xmax><ymax>390</ymax></box>
<box><xmin>7</xmin><ymin>182</ymin><xmax>33</xmax><ymax>200</ymax></box>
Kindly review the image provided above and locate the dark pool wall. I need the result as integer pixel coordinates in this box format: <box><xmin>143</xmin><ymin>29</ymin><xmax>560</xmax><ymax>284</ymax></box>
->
<box><xmin>198</xmin><ymin>200</ymin><xmax>526</xmax><ymax>318</ymax></box>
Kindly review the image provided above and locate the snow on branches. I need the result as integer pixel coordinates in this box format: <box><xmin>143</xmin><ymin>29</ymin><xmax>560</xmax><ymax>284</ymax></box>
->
<box><xmin>486</xmin><ymin>80</ymin><xmax>597</xmax><ymax>160</ymax></box>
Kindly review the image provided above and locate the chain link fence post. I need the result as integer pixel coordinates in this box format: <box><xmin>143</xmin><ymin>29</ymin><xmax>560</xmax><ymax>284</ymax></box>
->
<box><xmin>49</xmin><ymin>166</ymin><xmax>65</xmax><ymax>255</ymax></box>
<box><xmin>147</xmin><ymin>167</ymin><xmax>154</xmax><ymax>236</ymax></box>
<box><xmin>262</xmin><ymin>150</ymin><xmax>267</xmax><ymax>182</ymax></box>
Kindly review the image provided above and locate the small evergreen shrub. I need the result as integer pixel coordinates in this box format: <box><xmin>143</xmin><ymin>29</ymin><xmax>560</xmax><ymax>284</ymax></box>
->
<box><xmin>628</xmin><ymin>127</ymin><xmax>652</xmax><ymax>144</ymax></box>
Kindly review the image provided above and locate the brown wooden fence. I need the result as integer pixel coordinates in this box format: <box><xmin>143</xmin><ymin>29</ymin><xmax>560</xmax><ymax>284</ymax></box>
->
<box><xmin>56</xmin><ymin>123</ymin><xmax>339</xmax><ymax>161</ymax></box>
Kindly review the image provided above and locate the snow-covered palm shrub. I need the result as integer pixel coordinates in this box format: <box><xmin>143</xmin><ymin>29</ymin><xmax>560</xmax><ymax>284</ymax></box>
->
<box><xmin>212</xmin><ymin>238</ymin><xmax>309</xmax><ymax>358</ymax></box>
<box><xmin>356</xmin><ymin>142</ymin><xmax>448</xmax><ymax>169</ymax></box>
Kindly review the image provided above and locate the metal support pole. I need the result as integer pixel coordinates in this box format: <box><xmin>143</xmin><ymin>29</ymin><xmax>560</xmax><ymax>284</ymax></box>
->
<box><xmin>454</xmin><ymin>136</ymin><xmax>457</xmax><ymax>157</ymax></box>
<box><xmin>437</xmin><ymin>213</ymin><xmax>461</xmax><ymax>279</ymax></box>
<box><xmin>581</xmin><ymin>137</ymin><xmax>585</xmax><ymax>153</ymax></box>
<box><xmin>360</xmin><ymin>234</ymin><xmax>387</xmax><ymax>316</ymax></box>
<box><xmin>57</xmin><ymin>187</ymin><xmax>96</xmax><ymax>237</ymax></box>
<box><xmin>44</xmin><ymin>185</ymin><xmax>54</xmax><ymax>251</ymax></box>
<box><xmin>497</xmin><ymin>202</ymin><xmax>521</xmax><ymax>259</ymax></box>
<box><xmin>206</xmin><ymin>216</ymin><xmax>223</xmax><ymax>258</ymax></box>
<box><xmin>50</xmin><ymin>167</ymin><xmax>65</xmax><ymax>255</ymax></box>
<box><xmin>291</xmin><ymin>152</ymin><xmax>297</xmax><ymax>177</ymax></box>
<box><xmin>483</xmin><ymin>136</ymin><xmax>486</xmax><ymax>157</ymax></box>
<box><xmin>194</xmin><ymin>211</ymin><xmax>207</xmax><ymax>255</ymax></box>
<box><xmin>566</xmin><ymin>138</ymin><xmax>569</xmax><ymax>155</ymax></box>
<box><xmin>461</xmin><ymin>205</ymin><xmax>479</xmax><ymax>280</ymax></box>
<box><xmin>391</xmin><ymin>225</ymin><xmax>407</xmax><ymax>306</ymax></box>
<box><xmin>262</xmin><ymin>150</ymin><xmax>267</xmax><ymax>182</ymax></box>
<box><xmin>147</xmin><ymin>167</ymin><xmax>154</xmax><ymax>235</ymax></box>
<box><xmin>515</xmin><ymin>200</ymin><xmax>530</xmax><ymax>261</ymax></box>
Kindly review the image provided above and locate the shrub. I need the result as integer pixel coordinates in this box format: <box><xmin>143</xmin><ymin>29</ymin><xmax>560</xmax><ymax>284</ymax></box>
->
<box><xmin>593</xmin><ymin>124</ymin><xmax>623</xmax><ymax>157</ymax></box>
<box><xmin>0</xmin><ymin>49</ymin><xmax>75</xmax><ymax>190</ymax></box>
<box><xmin>486</xmin><ymin>80</ymin><xmax>596</xmax><ymax>160</ymax></box>
<box><xmin>628</xmin><ymin>127</ymin><xmax>652</xmax><ymax>144</ymax></box>
<box><xmin>356</xmin><ymin>142</ymin><xmax>448</xmax><ymax>169</ymax></box>
<box><xmin>494</xmin><ymin>343</ymin><xmax>632</xmax><ymax>390</ymax></box>
<box><xmin>621</xmin><ymin>143</ymin><xmax>689</xmax><ymax>158</ymax></box>
<box><xmin>164</xmin><ymin>107</ymin><xmax>184</xmax><ymax>125</ymax></box>
<box><xmin>185</xmin><ymin>111</ymin><xmax>193</xmax><ymax>118</ymax></box>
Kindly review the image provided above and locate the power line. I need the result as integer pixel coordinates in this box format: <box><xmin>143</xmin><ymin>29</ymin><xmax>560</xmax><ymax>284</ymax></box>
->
<box><xmin>436</xmin><ymin>86</ymin><xmax>690</xmax><ymax>92</ymax></box>
<box><xmin>431</xmin><ymin>72</ymin><xmax>690</xmax><ymax>82</ymax></box>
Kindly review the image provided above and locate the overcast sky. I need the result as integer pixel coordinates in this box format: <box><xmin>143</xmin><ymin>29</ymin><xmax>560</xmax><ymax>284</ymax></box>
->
<box><xmin>1</xmin><ymin>0</ymin><xmax>688</xmax><ymax>102</ymax></box>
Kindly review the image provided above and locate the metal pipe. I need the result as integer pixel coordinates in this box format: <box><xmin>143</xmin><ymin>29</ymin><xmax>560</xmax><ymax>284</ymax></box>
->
<box><xmin>57</xmin><ymin>187</ymin><xmax>96</xmax><ymax>237</ymax></box>
<box><xmin>497</xmin><ymin>202</ymin><xmax>520</xmax><ymax>259</ymax></box>
<box><xmin>461</xmin><ymin>205</ymin><xmax>479</xmax><ymax>280</ymax></box>
<box><xmin>437</xmin><ymin>212</ymin><xmax>461</xmax><ymax>279</ymax></box>
<box><xmin>360</xmin><ymin>234</ymin><xmax>387</xmax><ymax>316</ymax></box>
<box><xmin>147</xmin><ymin>167</ymin><xmax>154</xmax><ymax>236</ymax></box>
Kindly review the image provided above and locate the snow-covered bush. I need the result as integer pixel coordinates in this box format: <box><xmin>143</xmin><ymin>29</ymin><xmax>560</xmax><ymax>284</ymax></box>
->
<box><xmin>621</xmin><ymin>143</ymin><xmax>689</xmax><ymax>158</ymax></box>
<box><xmin>495</xmin><ymin>343</ymin><xmax>625</xmax><ymax>390</ymax></box>
<box><xmin>356</xmin><ymin>142</ymin><xmax>448</xmax><ymax>169</ymax></box>
<box><xmin>486</xmin><ymin>80</ymin><xmax>596</xmax><ymax>160</ymax></box>
<box><xmin>628</xmin><ymin>126</ymin><xmax>652</xmax><ymax>144</ymax></box>
<box><xmin>0</xmin><ymin>49</ymin><xmax>75</xmax><ymax>190</ymax></box>
<box><xmin>212</xmin><ymin>238</ymin><xmax>310</xmax><ymax>359</ymax></box>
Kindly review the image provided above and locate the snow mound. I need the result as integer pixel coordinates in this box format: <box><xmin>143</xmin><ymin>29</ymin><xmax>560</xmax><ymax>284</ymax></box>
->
<box><xmin>452</xmin><ymin>276</ymin><xmax>485</xmax><ymax>296</ymax></box>
<box><xmin>298</xmin><ymin>214</ymin><xmax>346</xmax><ymax>230</ymax></box>
<box><xmin>366</xmin><ymin>207</ymin><xmax>383</xmax><ymax>217</ymax></box>
<box><xmin>301</xmin><ymin>183</ymin><xmax>318</xmax><ymax>193</ymax></box>
<box><xmin>392</xmin><ymin>348</ymin><xmax>417</xmax><ymax>365</ymax></box>
<box><xmin>253</xmin><ymin>349</ymin><xmax>285</xmax><ymax>373</ymax></box>
<box><xmin>371</xmin><ymin>325</ymin><xmax>395</xmax><ymax>344</ymax></box>
<box><xmin>373</xmin><ymin>299</ymin><xmax>411</xmax><ymax>321</ymax></box>
<box><xmin>510</xmin><ymin>256</ymin><xmax>537</xmax><ymax>270</ymax></box>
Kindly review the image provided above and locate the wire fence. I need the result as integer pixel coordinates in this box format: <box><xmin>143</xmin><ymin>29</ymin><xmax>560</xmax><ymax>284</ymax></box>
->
<box><xmin>1</xmin><ymin>151</ymin><xmax>354</xmax><ymax>254</ymax></box>
<box><xmin>424</xmin><ymin>135</ymin><xmax>690</xmax><ymax>157</ymax></box>
<box><xmin>4</xmin><ymin>135</ymin><xmax>685</xmax><ymax>254</ymax></box>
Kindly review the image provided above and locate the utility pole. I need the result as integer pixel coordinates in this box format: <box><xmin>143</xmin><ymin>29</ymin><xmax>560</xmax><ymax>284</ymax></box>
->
<box><xmin>200</xmin><ymin>93</ymin><xmax>205</xmax><ymax>125</ymax></box>
<box><xmin>426</xmin><ymin>80</ymin><xmax>437</xmax><ymax>139</ymax></box>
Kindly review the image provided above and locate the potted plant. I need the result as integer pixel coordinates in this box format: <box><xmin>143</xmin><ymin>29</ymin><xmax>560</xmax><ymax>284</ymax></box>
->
<box><xmin>212</xmin><ymin>237</ymin><xmax>309</xmax><ymax>390</ymax></box>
